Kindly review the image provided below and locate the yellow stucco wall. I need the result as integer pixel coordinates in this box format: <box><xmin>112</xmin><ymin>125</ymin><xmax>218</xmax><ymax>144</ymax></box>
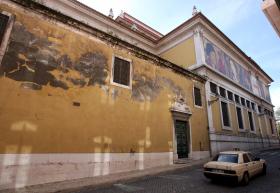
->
<box><xmin>0</xmin><ymin>3</ymin><xmax>209</xmax><ymax>154</ymax></box>
<box><xmin>160</xmin><ymin>37</ymin><xmax>196</xmax><ymax>69</ymax></box>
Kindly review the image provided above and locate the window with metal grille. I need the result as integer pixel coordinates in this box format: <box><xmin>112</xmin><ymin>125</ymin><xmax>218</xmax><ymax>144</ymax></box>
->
<box><xmin>113</xmin><ymin>56</ymin><xmax>131</xmax><ymax>87</ymax></box>
<box><xmin>221</xmin><ymin>101</ymin><xmax>230</xmax><ymax>127</ymax></box>
<box><xmin>236</xmin><ymin>107</ymin><xmax>244</xmax><ymax>129</ymax></box>
<box><xmin>248</xmin><ymin>111</ymin><xmax>255</xmax><ymax>131</ymax></box>
<box><xmin>194</xmin><ymin>87</ymin><xmax>202</xmax><ymax>106</ymax></box>
<box><xmin>0</xmin><ymin>13</ymin><xmax>9</xmax><ymax>46</ymax></box>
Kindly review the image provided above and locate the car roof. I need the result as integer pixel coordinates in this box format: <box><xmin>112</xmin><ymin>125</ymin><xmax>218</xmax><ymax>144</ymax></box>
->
<box><xmin>219</xmin><ymin>151</ymin><xmax>247</xmax><ymax>154</ymax></box>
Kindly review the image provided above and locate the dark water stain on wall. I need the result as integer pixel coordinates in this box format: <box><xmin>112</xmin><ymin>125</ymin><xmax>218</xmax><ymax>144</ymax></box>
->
<box><xmin>0</xmin><ymin>22</ymin><xmax>108</xmax><ymax>90</ymax></box>
<box><xmin>132</xmin><ymin>74</ymin><xmax>185</xmax><ymax>102</ymax></box>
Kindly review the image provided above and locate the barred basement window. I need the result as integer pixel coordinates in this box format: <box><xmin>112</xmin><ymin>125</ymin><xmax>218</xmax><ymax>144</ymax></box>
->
<box><xmin>0</xmin><ymin>13</ymin><xmax>9</xmax><ymax>46</ymax></box>
<box><xmin>194</xmin><ymin>87</ymin><xmax>202</xmax><ymax>106</ymax></box>
<box><xmin>221</xmin><ymin>101</ymin><xmax>230</xmax><ymax>127</ymax></box>
<box><xmin>112</xmin><ymin>56</ymin><xmax>131</xmax><ymax>87</ymax></box>
<box><xmin>248</xmin><ymin>111</ymin><xmax>255</xmax><ymax>131</ymax></box>
<box><xmin>236</xmin><ymin>107</ymin><xmax>244</xmax><ymax>130</ymax></box>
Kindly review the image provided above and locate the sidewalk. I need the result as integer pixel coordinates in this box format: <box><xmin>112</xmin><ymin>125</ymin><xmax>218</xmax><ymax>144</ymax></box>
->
<box><xmin>2</xmin><ymin>145</ymin><xmax>279</xmax><ymax>193</ymax></box>
<box><xmin>0</xmin><ymin>158</ymin><xmax>209</xmax><ymax>193</ymax></box>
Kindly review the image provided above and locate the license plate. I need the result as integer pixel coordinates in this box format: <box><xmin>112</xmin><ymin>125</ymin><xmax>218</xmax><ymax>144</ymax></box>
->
<box><xmin>212</xmin><ymin>169</ymin><xmax>224</xmax><ymax>173</ymax></box>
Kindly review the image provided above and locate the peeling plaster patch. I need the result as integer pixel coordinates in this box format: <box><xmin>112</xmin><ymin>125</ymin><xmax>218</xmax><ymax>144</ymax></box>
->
<box><xmin>132</xmin><ymin>74</ymin><xmax>162</xmax><ymax>102</ymax></box>
<box><xmin>75</xmin><ymin>52</ymin><xmax>108</xmax><ymax>86</ymax></box>
<box><xmin>131</xmin><ymin>74</ymin><xmax>185</xmax><ymax>102</ymax></box>
<box><xmin>20</xmin><ymin>82</ymin><xmax>42</xmax><ymax>90</ymax></box>
<box><xmin>0</xmin><ymin>22</ymin><xmax>109</xmax><ymax>90</ymax></box>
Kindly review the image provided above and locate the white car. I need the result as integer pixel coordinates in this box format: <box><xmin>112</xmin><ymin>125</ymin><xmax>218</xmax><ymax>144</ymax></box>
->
<box><xmin>204</xmin><ymin>151</ymin><xmax>266</xmax><ymax>185</ymax></box>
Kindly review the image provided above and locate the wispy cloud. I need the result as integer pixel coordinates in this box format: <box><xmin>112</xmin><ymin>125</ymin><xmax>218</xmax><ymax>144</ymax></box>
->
<box><xmin>204</xmin><ymin>0</ymin><xmax>254</xmax><ymax>31</ymax></box>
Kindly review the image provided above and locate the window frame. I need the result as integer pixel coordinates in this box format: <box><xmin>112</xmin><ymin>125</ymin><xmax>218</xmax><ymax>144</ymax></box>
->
<box><xmin>219</xmin><ymin>99</ymin><xmax>232</xmax><ymax>130</ymax></box>
<box><xmin>247</xmin><ymin>110</ymin><xmax>256</xmax><ymax>133</ymax></box>
<box><xmin>110</xmin><ymin>55</ymin><xmax>133</xmax><ymax>89</ymax></box>
<box><xmin>0</xmin><ymin>11</ymin><xmax>15</xmax><ymax>66</ymax></box>
<box><xmin>236</xmin><ymin>105</ymin><xmax>245</xmax><ymax>131</ymax></box>
<box><xmin>193</xmin><ymin>86</ymin><xmax>202</xmax><ymax>108</ymax></box>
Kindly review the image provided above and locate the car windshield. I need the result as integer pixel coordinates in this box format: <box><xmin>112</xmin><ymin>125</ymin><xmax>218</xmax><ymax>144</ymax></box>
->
<box><xmin>213</xmin><ymin>154</ymin><xmax>238</xmax><ymax>163</ymax></box>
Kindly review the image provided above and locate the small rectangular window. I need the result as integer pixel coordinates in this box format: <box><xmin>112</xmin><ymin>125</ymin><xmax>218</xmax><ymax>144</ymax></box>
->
<box><xmin>0</xmin><ymin>13</ymin><xmax>9</xmax><ymax>46</ymax></box>
<box><xmin>243</xmin><ymin>154</ymin><xmax>250</xmax><ymax>163</ymax></box>
<box><xmin>112</xmin><ymin>56</ymin><xmax>131</xmax><ymax>87</ymax></box>
<box><xmin>236</xmin><ymin>107</ymin><xmax>244</xmax><ymax>130</ymax></box>
<box><xmin>248</xmin><ymin>111</ymin><xmax>255</xmax><ymax>131</ymax></box>
<box><xmin>234</xmin><ymin>94</ymin><xmax>240</xmax><ymax>104</ymax></box>
<box><xmin>227</xmin><ymin>91</ymin><xmax>233</xmax><ymax>101</ymax></box>
<box><xmin>221</xmin><ymin>101</ymin><xmax>230</xmax><ymax>127</ymax></box>
<box><xmin>241</xmin><ymin>97</ymin><xmax>245</xmax><ymax>106</ymax></box>
<box><xmin>194</xmin><ymin>87</ymin><xmax>202</xmax><ymax>106</ymax></box>
<box><xmin>210</xmin><ymin>82</ymin><xmax>217</xmax><ymax>94</ymax></box>
<box><xmin>246</xmin><ymin>100</ymin><xmax>251</xmax><ymax>109</ymax></box>
<box><xmin>219</xmin><ymin>87</ymin><xmax>226</xmax><ymax>98</ymax></box>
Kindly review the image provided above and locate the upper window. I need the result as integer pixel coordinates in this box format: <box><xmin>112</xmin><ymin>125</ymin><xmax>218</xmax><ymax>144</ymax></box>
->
<box><xmin>243</xmin><ymin>154</ymin><xmax>250</xmax><ymax>163</ymax></box>
<box><xmin>246</xmin><ymin>100</ymin><xmax>251</xmax><ymax>109</ymax></box>
<box><xmin>221</xmin><ymin>101</ymin><xmax>230</xmax><ymax>127</ymax></box>
<box><xmin>112</xmin><ymin>56</ymin><xmax>131</xmax><ymax>87</ymax></box>
<box><xmin>194</xmin><ymin>87</ymin><xmax>202</xmax><ymax>107</ymax></box>
<box><xmin>219</xmin><ymin>87</ymin><xmax>226</xmax><ymax>98</ymax></box>
<box><xmin>248</xmin><ymin>111</ymin><xmax>255</xmax><ymax>132</ymax></box>
<box><xmin>236</xmin><ymin>106</ymin><xmax>244</xmax><ymax>130</ymax></box>
<box><xmin>227</xmin><ymin>91</ymin><xmax>233</xmax><ymax>101</ymax></box>
<box><xmin>251</xmin><ymin>102</ymin><xmax>255</xmax><ymax>111</ymax></box>
<box><xmin>210</xmin><ymin>82</ymin><xmax>218</xmax><ymax>95</ymax></box>
<box><xmin>269</xmin><ymin>119</ymin><xmax>274</xmax><ymax>134</ymax></box>
<box><xmin>0</xmin><ymin>13</ymin><xmax>9</xmax><ymax>46</ymax></box>
<box><xmin>234</xmin><ymin>94</ymin><xmax>240</xmax><ymax>104</ymax></box>
<box><xmin>241</xmin><ymin>97</ymin><xmax>245</xmax><ymax>106</ymax></box>
<box><xmin>258</xmin><ymin>105</ymin><xmax>262</xmax><ymax>114</ymax></box>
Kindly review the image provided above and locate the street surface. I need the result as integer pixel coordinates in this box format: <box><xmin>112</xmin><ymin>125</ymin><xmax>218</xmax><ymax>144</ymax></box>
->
<box><xmin>63</xmin><ymin>149</ymin><xmax>280</xmax><ymax>193</ymax></box>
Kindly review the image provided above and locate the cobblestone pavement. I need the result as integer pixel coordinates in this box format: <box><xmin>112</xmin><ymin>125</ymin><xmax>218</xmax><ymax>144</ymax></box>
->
<box><xmin>62</xmin><ymin>149</ymin><xmax>280</xmax><ymax>193</ymax></box>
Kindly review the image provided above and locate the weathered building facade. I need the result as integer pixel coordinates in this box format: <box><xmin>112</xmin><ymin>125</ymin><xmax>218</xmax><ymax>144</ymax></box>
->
<box><xmin>0</xmin><ymin>0</ymin><xmax>278</xmax><ymax>190</ymax></box>
<box><xmin>0</xmin><ymin>0</ymin><xmax>209</xmax><ymax>189</ymax></box>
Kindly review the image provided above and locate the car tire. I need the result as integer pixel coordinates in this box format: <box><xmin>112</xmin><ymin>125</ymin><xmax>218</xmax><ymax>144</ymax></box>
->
<box><xmin>262</xmin><ymin>164</ymin><xmax>267</xmax><ymax>175</ymax></box>
<box><xmin>241</xmin><ymin>172</ymin><xmax>249</xmax><ymax>186</ymax></box>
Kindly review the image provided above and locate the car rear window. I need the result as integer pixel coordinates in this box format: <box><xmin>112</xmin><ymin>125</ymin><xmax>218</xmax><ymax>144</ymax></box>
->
<box><xmin>213</xmin><ymin>154</ymin><xmax>238</xmax><ymax>163</ymax></box>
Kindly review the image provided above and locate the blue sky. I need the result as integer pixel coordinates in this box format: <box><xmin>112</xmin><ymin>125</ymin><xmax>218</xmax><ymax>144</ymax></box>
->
<box><xmin>79</xmin><ymin>0</ymin><xmax>280</xmax><ymax>109</ymax></box>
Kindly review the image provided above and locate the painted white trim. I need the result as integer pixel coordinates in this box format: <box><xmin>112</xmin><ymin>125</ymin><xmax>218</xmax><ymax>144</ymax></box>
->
<box><xmin>0</xmin><ymin>11</ymin><xmax>15</xmax><ymax>66</ymax></box>
<box><xmin>110</xmin><ymin>55</ymin><xmax>133</xmax><ymax>89</ymax></box>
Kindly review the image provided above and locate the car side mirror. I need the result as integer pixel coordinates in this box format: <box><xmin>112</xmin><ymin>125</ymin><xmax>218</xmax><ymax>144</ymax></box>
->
<box><xmin>254</xmin><ymin>157</ymin><xmax>260</xmax><ymax>161</ymax></box>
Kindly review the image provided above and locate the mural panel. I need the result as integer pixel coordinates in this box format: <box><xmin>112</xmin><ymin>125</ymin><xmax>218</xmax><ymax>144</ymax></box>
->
<box><xmin>204</xmin><ymin>38</ymin><xmax>271</xmax><ymax>102</ymax></box>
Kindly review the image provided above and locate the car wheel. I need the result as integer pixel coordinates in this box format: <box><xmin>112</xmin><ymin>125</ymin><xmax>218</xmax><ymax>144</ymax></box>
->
<box><xmin>242</xmin><ymin>172</ymin><xmax>249</xmax><ymax>186</ymax></box>
<box><xmin>262</xmin><ymin>164</ymin><xmax>267</xmax><ymax>175</ymax></box>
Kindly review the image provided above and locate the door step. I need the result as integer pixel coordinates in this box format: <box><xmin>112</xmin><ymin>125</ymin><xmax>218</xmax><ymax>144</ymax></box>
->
<box><xmin>174</xmin><ymin>158</ymin><xmax>193</xmax><ymax>164</ymax></box>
